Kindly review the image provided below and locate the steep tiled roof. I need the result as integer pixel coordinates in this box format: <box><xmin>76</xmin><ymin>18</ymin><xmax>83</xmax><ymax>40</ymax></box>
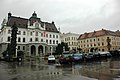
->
<box><xmin>6</xmin><ymin>12</ymin><xmax>59</xmax><ymax>33</ymax></box>
<box><xmin>44</xmin><ymin>22</ymin><xmax>59</xmax><ymax>33</ymax></box>
<box><xmin>29</xmin><ymin>17</ymin><xmax>41</xmax><ymax>26</ymax></box>
<box><xmin>7</xmin><ymin>16</ymin><xmax>28</xmax><ymax>28</ymax></box>
<box><xmin>116</xmin><ymin>30</ymin><xmax>120</xmax><ymax>37</ymax></box>
<box><xmin>78</xmin><ymin>29</ymin><xmax>120</xmax><ymax>40</ymax></box>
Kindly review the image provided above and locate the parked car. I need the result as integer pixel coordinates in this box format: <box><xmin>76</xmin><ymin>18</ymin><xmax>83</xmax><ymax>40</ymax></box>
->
<box><xmin>99</xmin><ymin>51</ymin><xmax>112</xmax><ymax>58</ymax></box>
<box><xmin>72</xmin><ymin>53</ymin><xmax>83</xmax><ymax>62</ymax></box>
<box><xmin>85</xmin><ymin>53</ymin><xmax>94</xmax><ymax>60</ymax></box>
<box><xmin>48</xmin><ymin>55</ymin><xmax>55</xmax><ymax>63</ymax></box>
<box><xmin>93</xmin><ymin>52</ymin><xmax>101</xmax><ymax>58</ymax></box>
<box><xmin>59</xmin><ymin>53</ymin><xmax>73</xmax><ymax>64</ymax></box>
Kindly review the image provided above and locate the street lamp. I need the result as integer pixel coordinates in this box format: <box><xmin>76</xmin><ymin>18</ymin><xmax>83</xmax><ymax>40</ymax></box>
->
<box><xmin>63</xmin><ymin>46</ymin><xmax>65</xmax><ymax>52</ymax></box>
<box><xmin>50</xmin><ymin>46</ymin><xmax>53</xmax><ymax>55</ymax></box>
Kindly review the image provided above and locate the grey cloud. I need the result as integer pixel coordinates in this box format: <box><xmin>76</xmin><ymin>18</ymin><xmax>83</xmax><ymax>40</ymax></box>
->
<box><xmin>0</xmin><ymin>0</ymin><xmax>120</xmax><ymax>34</ymax></box>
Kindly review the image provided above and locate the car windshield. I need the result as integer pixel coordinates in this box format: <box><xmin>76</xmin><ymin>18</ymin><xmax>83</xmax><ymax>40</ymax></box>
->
<box><xmin>63</xmin><ymin>54</ymin><xmax>72</xmax><ymax>57</ymax></box>
<box><xmin>74</xmin><ymin>54</ymin><xmax>82</xmax><ymax>56</ymax></box>
<box><xmin>48</xmin><ymin>55</ymin><xmax>54</xmax><ymax>58</ymax></box>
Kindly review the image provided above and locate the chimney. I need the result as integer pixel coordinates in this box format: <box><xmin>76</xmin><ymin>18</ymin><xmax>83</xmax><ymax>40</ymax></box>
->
<box><xmin>8</xmin><ymin>12</ymin><xmax>12</xmax><ymax>19</ymax></box>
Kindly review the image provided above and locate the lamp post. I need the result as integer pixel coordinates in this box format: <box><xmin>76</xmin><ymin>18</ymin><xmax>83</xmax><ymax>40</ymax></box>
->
<box><xmin>50</xmin><ymin>46</ymin><xmax>53</xmax><ymax>55</ymax></box>
<box><xmin>63</xmin><ymin>46</ymin><xmax>65</xmax><ymax>52</ymax></box>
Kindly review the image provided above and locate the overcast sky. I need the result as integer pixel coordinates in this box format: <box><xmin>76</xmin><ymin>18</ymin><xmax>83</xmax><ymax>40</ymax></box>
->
<box><xmin>0</xmin><ymin>0</ymin><xmax>120</xmax><ymax>34</ymax></box>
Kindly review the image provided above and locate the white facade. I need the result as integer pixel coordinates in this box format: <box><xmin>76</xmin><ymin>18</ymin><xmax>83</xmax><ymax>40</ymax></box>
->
<box><xmin>60</xmin><ymin>32</ymin><xmax>79</xmax><ymax>50</ymax></box>
<box><xmin>0</xmin><ymin>12</ymin><xmax>61</xmax><ymax>57</ymax></box>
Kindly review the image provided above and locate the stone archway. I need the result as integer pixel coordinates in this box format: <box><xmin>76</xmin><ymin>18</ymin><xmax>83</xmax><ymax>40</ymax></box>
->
<box><xmin>31</xmin><ymin>45</ymin><xmax>36</xmax><ymax>56</ymax></box>
<box><xmin>38</xmin><ymin>45</ymin><xmax>43</xmax><ymax>56</ymax></box>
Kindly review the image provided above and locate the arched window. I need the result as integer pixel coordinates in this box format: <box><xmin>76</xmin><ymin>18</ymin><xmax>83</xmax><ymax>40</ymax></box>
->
<box><xmin>56</xmin><ymin>40</ymin><xmax>58</xmax><ymax>44</ymax></box>
<box><xmin>50</xmin><ymin>34</ymin><xmax>52</xmax><ymax>38</ymax></box>
<box><xmin>46</xmin><ymin>39</ymin><xmax>48</xmax><ymax>43</ymax></box>
<box><xmin>53</xmin><ymin>40</ymin><xmax>55</xmax><ymax>44</ymax></box>
<box><xmin>18</xmin><ymin>37</ymin><xmax>21</xmax><ymax>42</ymax></box>
<box><xmin>23</xmin><ymin>38</ymin><xmax>25</xmax><ymax>42</ymax></box>
<box><xmin>30</xmin><ymin>38</ymin><xmax>32</xmax><ymax>42</ymax></box>
<box><xmin>35</xmin><ymin>23</ymin><xmax>39</xmax><ymax>28</ymax></box>
<box><xmin>50</xmin><ymin>40</ymin><xmax>52</xmax><ymax>44</ymax></box>
<box><xmin>7</xmin><ymin>36</ymin><xmax>11</xmax><ymax>42</ymax></box>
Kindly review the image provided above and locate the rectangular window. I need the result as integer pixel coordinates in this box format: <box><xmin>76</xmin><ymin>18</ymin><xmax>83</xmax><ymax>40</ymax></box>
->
<box><xmin>53</xmin><ymin>35</ymin><xmax>55</xmax><ymax>38</ymax></box>
<box><xmin>87</xmin><ymin>40</ymin><xmax>89</xmax><ymax>42</ymax></box>
<box><xmin>90</xmin><ymin>39</ymin><xmax>92</xmax><ymax>42</ymax></box>
<box><xmin>53</xmin><ymin>40</ymin><xmax>55</xmax><ymax>44</ymax></box>
<box><xmin>49</xmin><ymin>34</ymin><xmax>52</xmax><ymax>38</ymax></box>
<box><xmin>23</xmin><ymin>46</ymin><xmax>25</xmax><ymax>50</ymax></box>
<box><xmin>56</xmin><ymin>35</ymin><xmax>58</xmax><ymax>38</ymax></box>
<box><xmin>46</xmin><ymin>39</ymin><xmax>48</xmax><ymax>43</ymax></box>
<box><xmin>98</xmin><ymin>43</ymin><xmax>100</xmax><ymax>46</ymax></box>
<box><xmin>56</xmin><ymin>40</ymin><xmax>58</xmax><ymax>44</ymax></box>
<box><xmin>35</xmin><ymin>38</ymin><xmax>38</xmax><ymax>41</ymax></box>
<box><xmin>23</xmin><ymin>38</ymin><xmax>25</xmax><ymax>42</ymax></box>
<box><xmin>98</xmin><ymin>38</ymin><xmax>100</xmax><ymax>41</ymax></box>
<box><xmin>50</xmin><ymin>40</ymin><xmax>52</xmax><ymax>44</ymax></box>
<box><xmin>30</xmin><ymin>38</ymin><xmax>32</xmax><ymax>42</ymax></box>
<box><xmin>46</xmin><ymin>34</ymin><xmax>48</xmax><ymax>37</ymax></box>
<box><xmin>102</xmin><ymin>43</ymin><xmax>104</xmax><ymax>46</ymax></box>
<box><xmin>18</xmin><ymin>46</ymin><xmax>20</xmax><ymax>50</ymax></box>
<box><xmin>36</xmin><ymin>32</ymin><xmax>38</xmax><ymax>36</ymax></box>
<box><xmin>30</xmin><ymin>32</ymin><xmax>32</xmax><ymax>36</ymax></box>
<box><xmin>23</xmin><ymin>31</ymin><xmax>26</xmax><ymax>35</ymax></box>
<box><xmin>41</xmin><ymin>33</ymin><xmax>43</xmax><ymax>37</ymax></box>
<box><xmin>41</xmin><ymin>39</ymin><xmax>43</xmax><ymax>42</ymax></box>
<box><xmin>8</xmin><ymin>36</ymin><xmax>11</xmax><ymax>42</ymax></box>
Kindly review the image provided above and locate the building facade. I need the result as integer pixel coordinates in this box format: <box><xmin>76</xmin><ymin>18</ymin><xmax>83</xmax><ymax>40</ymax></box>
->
<box><xmin>0</xmin><ymin>12</ymin><xmax>61</xmax><ymax>57</ymax></box>
<box><xmin>78</xmin><ymin>29</ymin><xmax>120</xmax><ymax>53</ymax></box>
<box><xmin>60</xmin><ymin>32</ymin><xmax>79</xmax><ymax>51</ymax></box>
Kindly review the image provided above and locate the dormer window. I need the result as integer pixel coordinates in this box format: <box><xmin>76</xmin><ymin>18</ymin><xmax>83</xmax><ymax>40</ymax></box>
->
<box><xmin>35</xmin><ymin>23</ymin><xmax>39</xmax><ymax>28</ymax></box>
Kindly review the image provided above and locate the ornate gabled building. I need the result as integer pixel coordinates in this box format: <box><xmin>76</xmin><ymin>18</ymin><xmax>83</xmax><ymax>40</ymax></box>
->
<box><xmin>0</xmin><ymin>12</ymin><xmax>61</xmax><ymax>57</ymax></box>
<box><xmin>78</xmin><ymin>29</ymin><xmax>120</xmax><ymax>53</ymax></box>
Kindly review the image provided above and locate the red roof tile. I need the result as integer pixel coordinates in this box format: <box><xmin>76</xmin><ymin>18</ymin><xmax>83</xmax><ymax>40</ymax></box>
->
<box><xmin>78</xmin><ymin>29</ymin><xmax>119</xmax><ymax>40</ymax></box>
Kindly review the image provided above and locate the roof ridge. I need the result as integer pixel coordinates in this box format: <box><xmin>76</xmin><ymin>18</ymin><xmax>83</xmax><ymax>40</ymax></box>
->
<box><xmin>10</xmin><ymin>16</ymin><xmax>28</xmax><ymax>20</ymax></box>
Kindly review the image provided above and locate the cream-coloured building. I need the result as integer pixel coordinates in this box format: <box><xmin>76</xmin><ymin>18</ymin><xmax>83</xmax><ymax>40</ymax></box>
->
<box><xmin>60</xmin><ymin>32</ymin><xmax>79</xmax><ymax>51</ymax></box>
<box><xmin>78</xmin><ymin>29</ymin><xmax>120</xmax><ymax>53</ymax></box>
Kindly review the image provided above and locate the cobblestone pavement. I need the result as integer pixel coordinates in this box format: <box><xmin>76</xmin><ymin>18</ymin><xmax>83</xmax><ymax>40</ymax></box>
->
<box><xmin>0</xmin><ymin>57</ymin><xmax>120</xmax><ymax>80</ymax></box>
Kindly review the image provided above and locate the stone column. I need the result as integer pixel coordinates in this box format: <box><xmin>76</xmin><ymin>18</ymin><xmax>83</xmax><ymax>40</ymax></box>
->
<box><xmin>43</xmin><ymin>45</ymin><xmax>45</xmax><ymax>56</ymax></box>
<box><xmin>36</xmin><ymin>45</ymin><xmax>39</xmax><ymax>56</ymax></box>
<box><xmin>28</xmin><ymin>45</ymin><xmax>31</xmax><ymax>56</ymax></box>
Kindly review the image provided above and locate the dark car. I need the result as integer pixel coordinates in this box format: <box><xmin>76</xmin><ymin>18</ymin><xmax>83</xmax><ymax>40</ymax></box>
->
<box><xmin>72</xmin><ymin>53</ymin><xmax>83</xmax><ymax>62</ymax></box>
<box><xmin>85</xmin><ymin>53</ymin><xmax>94</xmax><ymax>60</ymax></box>
<box><xmin>59</xmin><ymin>54</ymin><xmax>73</xmax><ymax>64</ymax></box>
<box><xmin>99</xmin><ymin>51</ymin><xmax>112</xmax><ymax>58</ymax></box>
<box><xmin>93</xmin><ymin>52</ymin><xmax>101</xmax><ymax>58</ymax></box>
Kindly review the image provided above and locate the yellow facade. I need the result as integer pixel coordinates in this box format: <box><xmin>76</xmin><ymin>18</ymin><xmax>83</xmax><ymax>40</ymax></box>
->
<box><xmin>78</xmin><ymin>33</ymin><xmax>120</xmax><ymax>53</ymax></box>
